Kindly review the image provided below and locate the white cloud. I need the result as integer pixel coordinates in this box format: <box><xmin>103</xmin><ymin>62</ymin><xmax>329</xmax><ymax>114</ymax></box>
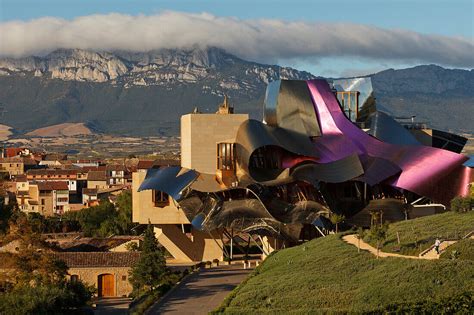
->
<box><xmin>0</xmin><ymin>11</ymin><xmax>473</xmax><ymax>67</ymax></box>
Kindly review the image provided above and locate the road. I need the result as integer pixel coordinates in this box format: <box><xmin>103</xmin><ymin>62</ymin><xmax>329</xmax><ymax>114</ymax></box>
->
<box><xmin>93</xmin><ymin>297</ymin><xmax>132</xmax><ymax>315</ymax></box>
<box><xmin>146</xmin><ymin>265</ymin><xmax>252</xmax><ymax>314</ymax></box>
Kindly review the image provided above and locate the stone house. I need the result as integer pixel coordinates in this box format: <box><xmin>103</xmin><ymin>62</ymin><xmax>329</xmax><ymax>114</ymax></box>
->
<box><xmin>52</xmin><ymin>252</ymin><xmax>140</xmax><ymax>297</ymax></box>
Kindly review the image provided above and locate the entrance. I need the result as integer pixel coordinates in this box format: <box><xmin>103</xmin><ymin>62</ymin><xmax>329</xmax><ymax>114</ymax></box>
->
<box><xmin>98</xmin><ymin>274</ymin><xmax>115</xmax><ymax>297</ymax></box>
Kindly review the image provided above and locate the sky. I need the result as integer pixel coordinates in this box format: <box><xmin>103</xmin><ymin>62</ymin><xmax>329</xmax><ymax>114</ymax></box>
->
<box><xmin>0</xmin><ymin>0</ymin><xmax>473</xmax><ymax>77</ymax></box>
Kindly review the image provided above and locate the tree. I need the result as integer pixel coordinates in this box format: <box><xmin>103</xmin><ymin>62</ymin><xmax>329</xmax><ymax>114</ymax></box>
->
<box><xmin>129</xmin><ymin>223</ymin><xmax>166</xmax><ymax>293</ymax></box>
<box><xmin>0</xmin><ymin>218</ymin><xmax>93</xmax><ymax>314</ymax></box>
<box><xmin>62</xmin><ymin>191</ymin><xmax>136</xmax><ymax>237</ymax></box>
<box><xmin>369</xmin><ymin>223</ymin><xmax>388</xmax><ymax>259</ymax></box>
<box><xmin>330</xmin><ymin>213</ymin><xmax>345</xmax><ymax>233</ymax></box>
<box><xmin>356</xmin><ymin>227</ymin><xmax>366</xmax><ymax>253</ymax></box>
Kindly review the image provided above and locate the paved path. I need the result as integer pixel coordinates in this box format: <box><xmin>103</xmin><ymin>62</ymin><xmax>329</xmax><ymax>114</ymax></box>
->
<box><xmin>343</xmin><ymin>234</ymin><xmax>428</xmax><ymax>260</ymax></box>
<box><xmin>146</xmin><ymin>265</ymin><xmax>252</xmax><ymax>314</ymax></box>
<box><xmin>344</xmin><ymin>233</ymin><xmax>474</xmax><ymax>260</ymax></box>
<box><xmin>93</xmin><ymin>298</ymin><xmax>132</xmax><ymax>315</ymax></box>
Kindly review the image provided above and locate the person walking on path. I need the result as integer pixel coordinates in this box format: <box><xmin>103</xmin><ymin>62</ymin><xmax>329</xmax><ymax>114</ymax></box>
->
<box><xmin>434</xmin><ymin>238</ymin><xmax>441</xmax><ymax>254</ymax></box>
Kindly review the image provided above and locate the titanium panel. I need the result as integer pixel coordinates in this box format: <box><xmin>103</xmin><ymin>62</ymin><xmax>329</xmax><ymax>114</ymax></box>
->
<box><xmin>263</xmin><ymin>80</ymin><xmax>321</xmax><ymax>137</ymax></box>
<box><xmin>368</xmin><ymin>111</ymin><xmax>421</xmax><ymax>146</ymax></box>
<box><xmin>138</xmin><ymin>166</ymin><xmax>198</xmax><ymax>200</ymax></box>
<box><xmin>307</xmin><ymin>79</ymin><xmax>471</xmax><ymax>204</ymax></box>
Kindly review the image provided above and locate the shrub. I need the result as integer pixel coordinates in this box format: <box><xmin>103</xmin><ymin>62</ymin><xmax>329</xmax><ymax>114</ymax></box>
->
<box><xmin>382</xmin><ymin>292</ymin><xmax>473</xmax><ymax>313</ymax></box>
<box><xmin>0</xmin><ymin>280</ymin><xmax>94</xmax><ymax>315</ymax></box>
<box><xmin>450</xmin><ymin>196</ymin><xmax>473</xmax><ymax>212</ymax></box>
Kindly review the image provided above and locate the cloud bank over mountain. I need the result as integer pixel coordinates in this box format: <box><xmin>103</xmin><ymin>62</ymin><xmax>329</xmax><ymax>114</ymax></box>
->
<box><xmin>1</xmin><ymin>11</ymin><xmax>473</xmax><ymax>67</ymax></box>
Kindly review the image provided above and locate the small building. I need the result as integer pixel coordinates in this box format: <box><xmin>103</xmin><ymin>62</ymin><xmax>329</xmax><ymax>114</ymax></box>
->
<box><xmin>87</xmin><ymin>171</ymin><xmax>108</xmax><ymax>189</ymax></box>
<box><xmin>0</xmin><ymin>157</ymin><xmax>24</xmax><ymax>178</ymax></box>
<box><xmin>52</xmin><ymin>252</ymin><xmax>140</xmax><ymax>297</ymax></box>
<box><xmin>26</xmin><ymin>169</ymin><xmax>78</xmax><ymax>192</ymax></box>
<box><xmin>82</xmin><ymin>188</ymin><xmax>99</xmax><ymax>205</ymax></box>
<box><xmin>106</xmin><ymin>165</ymin><xmax>127</xmax><ymax>186</ymax></box>
<box><xmin>34</xmin><ymin>181</ymin><xmax>70</xmax><ymax>215</ymax></box>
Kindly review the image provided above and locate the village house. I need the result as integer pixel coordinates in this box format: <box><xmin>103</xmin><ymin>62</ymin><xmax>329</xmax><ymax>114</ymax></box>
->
<box><xmin>106</xmin><ymin>164</ymin><xmax>127</xmax><ymax>185</ymax></box>
<box><xmin>0</xmin><ymin>157</ymin><xmax>24</xmax><ymax>178</ymax></box>
<box><xmin>1</xmin><ymin>147</ymin><xmax>31</xmax><ymax>158</ymax></box>
<box><xmin>21</xmin><ymin>181</ymin><xmax>70</xmax><ymax>216</ymax></box>
<box><xmin>87</xmin><ymin>170</ymin><xmax>108</xmax><ymax>189</ymax></box>
<box><xmin>52</xmin><ymin>252</ymin><xmax>140</xmax><ymax>297</ymax></box>
<box><xmin>26</xmin><ymin>169</ymin><xmax>78</xmax><ymax>192</ymax></box>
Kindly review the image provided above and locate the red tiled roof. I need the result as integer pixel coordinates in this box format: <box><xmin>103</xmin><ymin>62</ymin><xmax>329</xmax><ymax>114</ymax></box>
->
<box><xmin>4</xmin><ymin>148</ymin><xmax>25</xmax><ymax>158</ymax></box>
<box><xmin>137</xmin><ymin>160</ymin><xmax>154</xmax><ymax>169</ymax></box>
<box><xmin>36</xmin><ymin>181</ymin><xmax>69</xmax><ymax>191</ymax></box>
<box><xmin>87</xmin><ymin>171</ymin><xmax>107</xmax><ymax>181</ymax></box>
<box><xmin>12</xmin><ymin>174</ymin><xmax>27</xmax><ymax>182</ymax></box>
<box><xmin>52</xmin><ymin>252</ymin><xmax>141</xmax><ymax>267</ymax></box>
<box><xmin>106</xmin><ymin>164</ymin><xmax>127</xmax><ymax>171</ymax></box>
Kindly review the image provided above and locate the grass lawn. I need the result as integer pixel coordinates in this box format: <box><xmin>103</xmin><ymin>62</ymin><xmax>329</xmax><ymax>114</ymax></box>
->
<box><xmin>440</xmin><ymin>239</ymin><xmax>474</xmax><ymax>261</ymax></box>
<box><xmin>216</xmin><ymin>235</ymin><xmax>474</xmax><ymax>313</ymax></box>
<box><xmin>364</xmin><ymin>211</ymin><xmax>474</xmax><ymax>256</ymax></box>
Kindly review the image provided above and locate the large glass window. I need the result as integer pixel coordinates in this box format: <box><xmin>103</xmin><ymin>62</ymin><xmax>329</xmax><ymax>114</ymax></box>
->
<box><xmin>217</xmin><ymin>143</ymin><xmax>235</xmax><ymax>171</ymax></box>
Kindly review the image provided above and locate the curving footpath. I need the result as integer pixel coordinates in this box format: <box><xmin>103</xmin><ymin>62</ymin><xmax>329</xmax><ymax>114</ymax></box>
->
<box><xmin>343</xmin><ymin>234</ymin><xmax>431</xmax><ymax>260</ymax></box>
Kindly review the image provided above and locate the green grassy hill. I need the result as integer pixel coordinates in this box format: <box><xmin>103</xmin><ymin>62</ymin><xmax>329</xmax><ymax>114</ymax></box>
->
<box><xmin>440</xmin><ymin>239</ymin><xmax>474</xmax><ymax>261</ymax></box>
<box><xmin>364</xmin><ymin>211</ymin><xmax>474</xmax><ymax>256</ymax></box>
<box><xmin>217</xmin><ymin>234</ymin><xmax>473</xmax><ymax>313</ymax></box>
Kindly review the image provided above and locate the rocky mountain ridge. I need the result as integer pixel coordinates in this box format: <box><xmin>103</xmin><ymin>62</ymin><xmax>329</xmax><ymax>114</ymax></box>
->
<box><xmin>0</xmin><ymin>48</ymin><xmax>315</xmax><ymax>96</ymax></box>
<box><xmin>0</xmin><ymin>48</ymin><xmax>472</xmax><ymax>136</ymax></box>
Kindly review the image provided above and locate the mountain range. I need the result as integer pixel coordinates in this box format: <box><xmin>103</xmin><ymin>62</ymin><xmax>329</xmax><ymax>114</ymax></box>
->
<box><xmin>0</xmin><ymin>48</ymin><xmax>472</xmax><ymax>136</ymax></box>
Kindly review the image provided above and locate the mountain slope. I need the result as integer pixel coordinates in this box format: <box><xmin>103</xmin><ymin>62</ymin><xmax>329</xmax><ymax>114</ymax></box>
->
<box><xmin>0</xmin><ymin>49</ymin><xmax>472</xmax><ymax>136</ymax></box>
<box><xmin>0</xmin><ymin>48</ymin><xmax>314</xmax><ymax>135</ymax></box>
<box><xmin>371</xmin><ymin>65</ymin><xmax>474</xmax><ymax>134</ymax></box>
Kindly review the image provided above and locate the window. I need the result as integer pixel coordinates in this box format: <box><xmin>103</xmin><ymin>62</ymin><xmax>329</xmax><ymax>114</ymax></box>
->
<box><xmin>71</xmin><ymin>275</ymin><xmax>79</xmax><ymax>282</ymax></box>
<box><xmin>121</xmin><ymin>275</ymin><xmax>127</xmax><ymax>281</ymax></box>
<box><xmin>41</xmin><ymin>199</ymin><xmax>45</xmax><ymax>205</ymax></box>
<box><xmin>152</xmin><ymin>190</ymin><xmax>169</xmax><ymax>207</ymax></box>
<box><xmin>217</xmin><ymin>143</ymin><xmax>235</xmax><ymax>171</ymax></box>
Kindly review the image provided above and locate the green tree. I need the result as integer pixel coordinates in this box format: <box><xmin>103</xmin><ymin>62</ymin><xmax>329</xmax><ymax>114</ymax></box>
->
<box><xmin>369</xmin><ymin>223</ymin><xmax>389</xmax><ymax>258</ymax></box>
<box><xmin>129</xmin><ymin>224</ymin><xmax>166</xmax><ymax>293</ymax></box>
<box><xmin>0</xmin><ymin>218</ymin><xmax>93</xmax><ymax>314</ymax></box>
<box><xmin>114</xmin><ymin>190</ymin><xmax>134</xmax><ymax>233</ymax></box>
<box><xmin>330</xmin><ymin>213</ymin><xmax>345</xmax><ymax>233</ymax></box>
<box><xmin>62</xmin><ymin>191</ymin><xmax>135</xmax><ymax>237</ymax></box>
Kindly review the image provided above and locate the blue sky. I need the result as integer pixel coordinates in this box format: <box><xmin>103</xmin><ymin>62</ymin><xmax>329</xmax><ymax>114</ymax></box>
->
<box><xmin>1</xmin><ymin>0</ymin><xmax>473</xmax><ymax>76</ymax></box>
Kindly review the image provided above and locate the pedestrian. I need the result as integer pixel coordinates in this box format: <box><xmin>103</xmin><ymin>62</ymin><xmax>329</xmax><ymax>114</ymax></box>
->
<box><xmin>434</xmin><ymin>238</ymin><xmax>441</xmax><ymax>254</ymax></box>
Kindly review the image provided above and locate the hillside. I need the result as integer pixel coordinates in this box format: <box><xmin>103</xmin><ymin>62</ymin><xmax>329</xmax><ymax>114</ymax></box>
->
<box><xmin>363</xmin><ymin>211</ymin><xmax>474</xmax><ymax>256</ymax></box>
<box><xmin>0</xmin><ymin>124</ymin><xmax>13</xmax><ymax>141</ymax></box>
<box><xmin>217</xmin><ymin>234</ymin><xmax>473</xmax><ymax>313</ymax></box>
<box><xmin>0</xmin><ymin>48</ymin><xmax>473</xmax><ymax>136</ymax></box>
<box><xmin>371</xmin><ymin>65</ymin><xmax>474</xmax><ymax>134</ymax></box>
<box><xmin>25</xmin><ymin>123</ymin><xmax>93</xmax><ymax>137</ymax></box>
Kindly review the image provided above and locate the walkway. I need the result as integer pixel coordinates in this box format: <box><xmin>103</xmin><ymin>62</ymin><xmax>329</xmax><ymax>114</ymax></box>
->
<box><xmin>146</xmin><ymin>265</ymin><xmax>252</xmax><ymax>314</ymax></box>
<box><xmin>343</xmin><ymin>234</ymin><xmax>429</xmax><ymax>260</ymax></box>
<box><xmin>93</xmin><ymin>298</ymin><xmax>132</xmax><ymax>315</ymax></box>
